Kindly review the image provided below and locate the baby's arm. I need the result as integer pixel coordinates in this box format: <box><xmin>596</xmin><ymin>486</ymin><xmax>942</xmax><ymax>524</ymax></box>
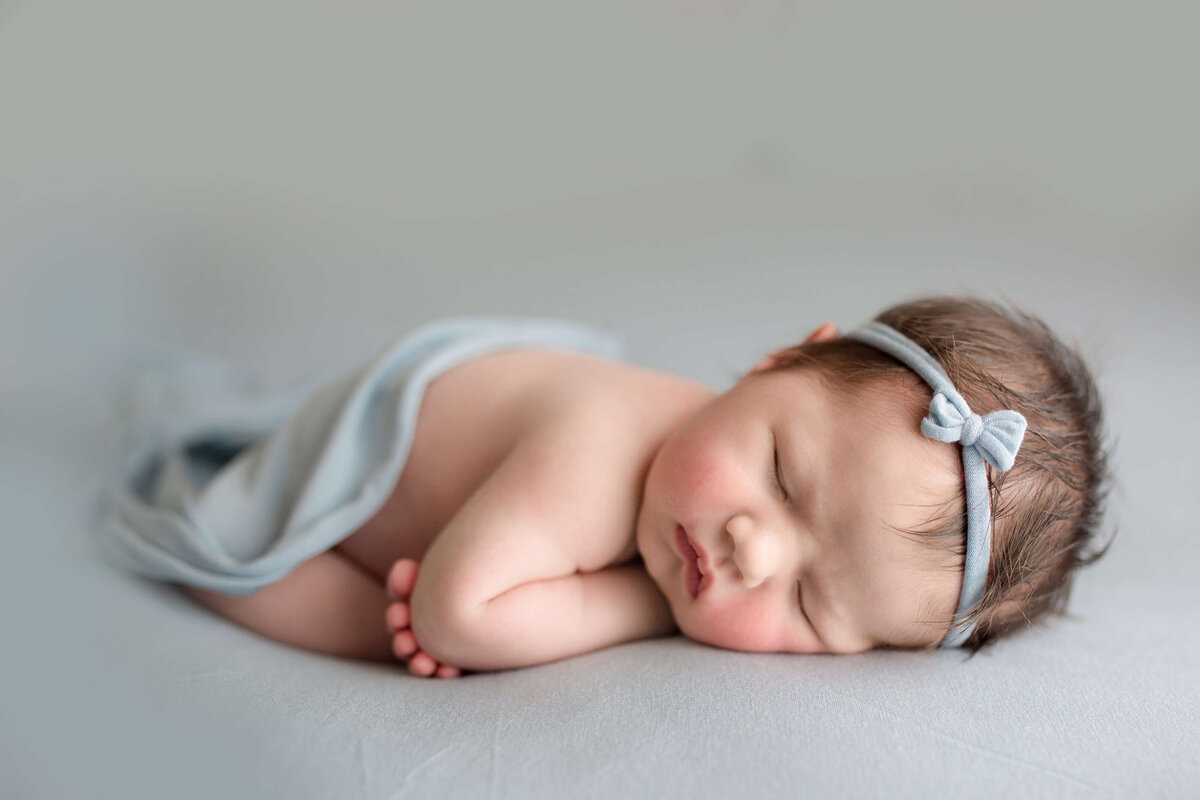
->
<box><xmin>396</xmin><ymin>405</ymin><xmax>676</xmax><ymax>673</ymax></box>
<box><xmin>388</xmin><ymin>556</ymin><xmax>672</xmax><ymax>675</ymax></box>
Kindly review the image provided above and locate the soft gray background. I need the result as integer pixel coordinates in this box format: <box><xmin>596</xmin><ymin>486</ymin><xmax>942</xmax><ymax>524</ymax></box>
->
<box><xmin>2</xmin><ymin>1</ymin><xmax>1198</xmax><ymax>798</ymax></box>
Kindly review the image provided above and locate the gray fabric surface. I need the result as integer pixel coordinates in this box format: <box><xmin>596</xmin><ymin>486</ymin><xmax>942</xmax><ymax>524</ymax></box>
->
<box><xmin>2</xmin><ymin>2</ymin><xmax>1198</xmax><ymax>798</ymax></box>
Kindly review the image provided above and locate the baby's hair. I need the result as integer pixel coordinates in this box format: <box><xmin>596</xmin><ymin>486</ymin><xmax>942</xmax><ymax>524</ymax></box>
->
<box><xmin>766</xmin><ymin>296</ymin><xmax>1114</xmax><ymax>652</ymax></box>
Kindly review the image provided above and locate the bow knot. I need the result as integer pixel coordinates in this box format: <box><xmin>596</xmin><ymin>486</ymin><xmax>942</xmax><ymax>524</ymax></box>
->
<box><xmin>920</xmin><ymin>392</ymin><xmax>1027</xmax><ymax>472</ymax></box>
<box><xmin>959</xmin><ymin>413</ymin><xmax>984</xmax><ymax>447</ymax></box>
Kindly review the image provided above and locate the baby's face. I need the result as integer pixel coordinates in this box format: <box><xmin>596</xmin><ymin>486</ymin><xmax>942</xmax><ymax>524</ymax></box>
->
<box><xmin>636</xmin><ymin>365</ymin><xmax>963</xmax><ymax>654</ymax></box>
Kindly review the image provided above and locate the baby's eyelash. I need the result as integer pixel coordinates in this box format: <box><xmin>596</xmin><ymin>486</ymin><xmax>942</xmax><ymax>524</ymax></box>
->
<box><xmin>796</xmin><ymin>581</ymin><xmax>812</xmax><ymax>627</ymax></box>
<box><xmin>772</xmin><ymin>436</ymin><xmax>789</xmax><ymax>501</ymax></box>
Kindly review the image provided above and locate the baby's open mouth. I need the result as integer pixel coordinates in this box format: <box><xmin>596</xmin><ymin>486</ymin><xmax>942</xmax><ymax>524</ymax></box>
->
<box><xmin>675</xmin><ymin>526</ymin><xmax>709</xmax><ymax>599</ymax></box>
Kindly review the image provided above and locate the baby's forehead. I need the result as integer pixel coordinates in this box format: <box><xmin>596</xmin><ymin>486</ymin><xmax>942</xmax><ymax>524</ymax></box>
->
<box><xmin>816</xmin><ymin>376</ymin><xmax>965</xmax><ymax>641</ymax></box>
<box><xmin>856</xmin><ymin>406</ymin><xmax>963</xmax><ymax>558</ymax></box>
<box><xmin>829</xmin><ymin>374</ymin><xmax>958</xmax><ymax>476</ymax></box>
<box><xmin>851</xmin><ymin>476</ymin><xmax>964</xmax><ymax>645</ymax></box>
<box><xmin>873</xmin><ymin>448</ymin><xmax>965</xmax><ymax>637</ymax></box>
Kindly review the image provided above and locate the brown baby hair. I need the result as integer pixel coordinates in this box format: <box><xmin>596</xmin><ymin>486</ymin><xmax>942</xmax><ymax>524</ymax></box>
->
<box><xmin>764</xmin><ymin>296</ymin><xmax>1113</xmax><ymax>652</ymax></box>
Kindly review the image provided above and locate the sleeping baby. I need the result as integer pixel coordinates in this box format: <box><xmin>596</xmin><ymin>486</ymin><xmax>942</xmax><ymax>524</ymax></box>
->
<box><xmin>103</xmin><ymin>296</ymin><xmax>1111</xmax><ymax>677</ymax></box>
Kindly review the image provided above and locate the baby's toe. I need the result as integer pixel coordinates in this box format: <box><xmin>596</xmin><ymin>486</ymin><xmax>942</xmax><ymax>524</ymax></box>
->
<box><xmin>385</xmin><ymin>602</ymin><xmax>411</xmax><ymax>632</ymax></box>
<box><xmin>386</xmin><ymin>559</ymin><xmax>420</xmax><ymax>601</ymax></box>
<box><xmin>392</xmin><ymin>630</ymin><xmax>419</xmax><ymax>659</ymax></box>
<box><xmin>434</xmin><ymin>664</ymin><xmax>462</xmax><ymax>679</ymax></box>
<box><xmin>408</xmin><ymin>652</ymin><xmax>437</xmax><ymax>677</ymax></box>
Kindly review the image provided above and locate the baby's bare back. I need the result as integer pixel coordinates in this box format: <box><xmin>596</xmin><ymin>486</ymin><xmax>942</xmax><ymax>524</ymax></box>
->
<box><xmin>336</xmin><ymin>347</ymin><xmax>713</xmax><ymax>581</ymax></box>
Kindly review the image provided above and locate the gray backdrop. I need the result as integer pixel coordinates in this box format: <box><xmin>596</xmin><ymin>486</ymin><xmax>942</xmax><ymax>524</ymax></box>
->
<box><xmin>2</xmin><ymin>2</ymin><xmax>1198</xmax><ymax>798</ymax></box>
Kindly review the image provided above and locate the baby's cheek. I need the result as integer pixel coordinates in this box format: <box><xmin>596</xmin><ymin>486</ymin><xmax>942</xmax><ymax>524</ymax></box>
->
<box><xmin>666</xmin><ymin>449</ymin><xmax>732</xmax><ymax>516</ymax></box>
<box><xmin>688</xmin><ymin>599</ymin><xmax>786</xmax><ymax>653</ymax></box>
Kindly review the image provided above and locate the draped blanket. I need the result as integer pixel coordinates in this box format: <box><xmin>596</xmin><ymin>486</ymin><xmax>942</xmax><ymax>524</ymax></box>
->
<box><xmin>101</xmin><ymin>318</ymin><xmax>620</xmax><ymax>595</ymax></box>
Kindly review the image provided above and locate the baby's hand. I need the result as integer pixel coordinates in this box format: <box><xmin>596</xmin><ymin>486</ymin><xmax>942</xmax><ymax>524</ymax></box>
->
<box><xmin>385</xmin><ymin>559</ymin><xmax>463</xmax><ymax>679</ymax></box>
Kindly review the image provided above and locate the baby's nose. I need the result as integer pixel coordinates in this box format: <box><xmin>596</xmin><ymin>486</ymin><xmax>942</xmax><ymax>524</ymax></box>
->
<box><xmin>728</xmin><ymin>514</ymin><xmax>779</xmax><ymax>589</ymax></box>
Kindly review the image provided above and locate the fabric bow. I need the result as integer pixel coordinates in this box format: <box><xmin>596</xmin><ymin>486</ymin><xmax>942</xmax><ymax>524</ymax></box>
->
<box><xmin>920</xmin><ymin>392</ymin><xmax>1027</xmax><ymax>472</ymax></box>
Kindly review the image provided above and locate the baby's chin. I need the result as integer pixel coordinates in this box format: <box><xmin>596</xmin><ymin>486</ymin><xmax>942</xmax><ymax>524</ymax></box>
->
<box><xmin>674</xmin><ymin>617</ymin><xmax>710</xmax><ymax>646</ymax></box>
<box><xmin>673</xmin><ymin>621</ymin><xmax>759</xmax><ymax>653</ymax></box>
<box><xmin>658</xmin><ymin>596</ymin><xmax>721</xmax><ymax>648</ymax></box>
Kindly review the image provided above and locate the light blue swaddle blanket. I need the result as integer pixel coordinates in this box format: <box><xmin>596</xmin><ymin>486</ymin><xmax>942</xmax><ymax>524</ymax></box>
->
<box><xmin>101</xmin><ymin>317</ymin><xmax>621</xmax><ymax>595</ymax></box>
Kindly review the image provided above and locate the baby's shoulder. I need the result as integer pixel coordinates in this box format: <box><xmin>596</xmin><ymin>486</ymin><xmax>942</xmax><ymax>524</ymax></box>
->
<box><xmin>453</xmin><ymin>347</ymin><xmax>714</xmax><ymax>445</ymax></box>
<box><xmin>411</xmin><ymin>348</ymin><xmax>708</xmax><ymax>487</ymax></box>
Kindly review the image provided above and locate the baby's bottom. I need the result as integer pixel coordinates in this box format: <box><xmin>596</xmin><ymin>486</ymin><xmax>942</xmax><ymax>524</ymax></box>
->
<box><xmin>186</xmin><ymin>549</ymin><xmax>394</xmax><ymax>662</ymax></box>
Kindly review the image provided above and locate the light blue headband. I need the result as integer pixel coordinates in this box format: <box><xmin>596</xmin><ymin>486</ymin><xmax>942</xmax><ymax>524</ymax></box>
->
<box><xmin>846</xmin><ymin>322</ymin><xmax>1027</xmax><ymax>648</ymax></box>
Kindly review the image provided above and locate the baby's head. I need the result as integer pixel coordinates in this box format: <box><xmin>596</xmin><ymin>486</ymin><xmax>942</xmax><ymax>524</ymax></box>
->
<box><xmin>636</xmin><ymin>296</ymin><xmax>1111</xmax><ymax>654</ymax></box>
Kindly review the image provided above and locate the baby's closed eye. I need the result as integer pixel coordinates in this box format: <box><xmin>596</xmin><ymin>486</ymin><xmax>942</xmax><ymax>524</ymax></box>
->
<box><xmin>795</xmin><ymin>581</ymin><xmax>813</xmax><ymax>628</ymax></box>
<box><xmin>771</xmin><ymin>432</ymin><xmax>789</xmax><ymax>500</ymax></box>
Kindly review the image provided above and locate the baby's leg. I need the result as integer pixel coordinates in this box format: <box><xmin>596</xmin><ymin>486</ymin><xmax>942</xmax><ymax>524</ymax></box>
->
<box><xmin>186</xmin><ymin>550</ymin><xmax>393</xmax><ymax>662</ymax></box>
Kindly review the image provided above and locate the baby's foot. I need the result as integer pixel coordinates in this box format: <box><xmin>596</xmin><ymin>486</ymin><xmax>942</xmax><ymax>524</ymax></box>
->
<box><xmin>385</xmin><ymin>559</ymin><xmax>462</xmax><ymax>679</ymax></box>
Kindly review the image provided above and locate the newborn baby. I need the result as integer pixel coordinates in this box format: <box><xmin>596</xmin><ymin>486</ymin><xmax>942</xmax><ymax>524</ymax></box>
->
<box><xmin>104</xmin><ymin>296</ymin><xmax>1111</xmax><ymax>677</ymax></box>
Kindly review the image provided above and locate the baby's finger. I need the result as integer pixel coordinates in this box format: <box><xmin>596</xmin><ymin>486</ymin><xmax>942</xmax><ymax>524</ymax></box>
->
<box><xmin>392</xmin><ymin>630</ymin><xmax>419</xmax><ymax>659</ymax></box>
<box><xmin>385</xmin><ymin>602</ymin><xmax>411</xmax><ymax>632</ymax></box>
<box><xmin>386</xmin><ymin>559</ymin><xmax>420</xmax><ymax>601</ymax></box>
<box><xmin>408</xmin><ymin>651</ymin><xmax>437</xmax><ymax>677</ymax></box>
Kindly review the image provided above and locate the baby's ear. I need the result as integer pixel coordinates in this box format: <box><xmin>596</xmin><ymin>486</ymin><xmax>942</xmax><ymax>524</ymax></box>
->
<box><xmin>803</xmin><ymin>320</ymin><xmax>838</xmax><ymax>344</ymax></box>
<box><xmin>751</xmin><ymin>321</ymin><xmax>839</xmax><ymax>373</ymax></box>
<box><xmin>751</xmin><ymin>354</ymin><xmax>783</xmax><ymax>373</ymax></box>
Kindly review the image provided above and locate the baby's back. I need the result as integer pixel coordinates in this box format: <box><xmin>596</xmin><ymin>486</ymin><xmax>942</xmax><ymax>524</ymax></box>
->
<box><xmin>336</xmin><ymin>347</ymin><xmax>714</xmax><ymax>579</ymax></box>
